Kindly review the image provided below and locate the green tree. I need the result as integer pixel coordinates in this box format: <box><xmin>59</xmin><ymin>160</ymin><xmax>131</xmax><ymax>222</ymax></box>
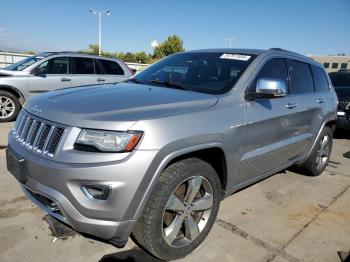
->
<box><xmin>86</xmin><ymin>44</ymin><xmax>99</xmax><ymax>55</ymax></box>
<box><xmin>154</xmin><ymin>35</ymin><xmax>185</xmax><ymax>59</ymax></box>
<box><xmin>135</xmin><ymin>51</ymin><xmax>151</xmax><ymax>63</ymax></box>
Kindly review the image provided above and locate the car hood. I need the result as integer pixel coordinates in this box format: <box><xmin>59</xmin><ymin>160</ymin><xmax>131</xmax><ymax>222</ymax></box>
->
<box><xmin>24</xmin><ymin>83</ymin><xmax>218</xmax><ymax>130</ymax></box>
<box><xmin>0</xmin><ymin>69</ymin><xmax>28</xmax><ymax>76</ymax></box>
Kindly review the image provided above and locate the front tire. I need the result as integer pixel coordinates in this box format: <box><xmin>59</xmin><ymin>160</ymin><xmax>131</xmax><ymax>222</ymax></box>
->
<box><xmin>299</xmin><ymin>126</ymin><xmax>333</xmax><ymax>176</ymax></box>
<box><xmin>132</xmin><ymin>158</ymin><xmax>221</xmax><ymax>260</ymax></box>
<box><xmin>0</xmin><ymin>91</ymin><xmax>21</xmax><ymax>122</ymax></box>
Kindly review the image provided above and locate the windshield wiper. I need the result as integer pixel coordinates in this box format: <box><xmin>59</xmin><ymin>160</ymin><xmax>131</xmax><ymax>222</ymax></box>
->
<box><xmin>149</xmin><ymin>79</ymin><xmax>190</xmax><ymax>91</ymax></box>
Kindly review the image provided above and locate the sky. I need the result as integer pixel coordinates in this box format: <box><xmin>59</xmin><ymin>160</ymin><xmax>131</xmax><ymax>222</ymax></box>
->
<box><xmin>0</xmin><ymin>0</ymin><xmax>349</xmax><ymax>56</ymax></box>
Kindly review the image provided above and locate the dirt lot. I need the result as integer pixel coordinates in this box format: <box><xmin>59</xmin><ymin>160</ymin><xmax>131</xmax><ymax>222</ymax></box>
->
<box><xmin>0</xmin><ymin>121</ymin><xmax>349</xmax><ymax>262</ymax></box>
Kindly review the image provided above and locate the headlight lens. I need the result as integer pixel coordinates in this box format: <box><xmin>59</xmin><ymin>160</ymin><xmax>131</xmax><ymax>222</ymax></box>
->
<box><xmin>75</xmin><ymin>129</ymin><xmax>142</xmax><ymax>152</ymax></box>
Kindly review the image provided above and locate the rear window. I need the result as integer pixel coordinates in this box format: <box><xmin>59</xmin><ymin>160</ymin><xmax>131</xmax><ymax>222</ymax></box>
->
<box><xmin>329</xmin><ymin>72</ymin><xmax>350</xmax><ymax>87</ymax></box>
<box><xmin>99</xmin><ymin>59</ymin><xmax>124</xmax><ymax>75</ymax></box>
<box><xmin>72</xmin><ymin>57</ymin><xmax>94</xmax><ymax>74</ymax></box>
<box><xmin>311</xmin><ymin>66</ymin><xmax>330</xmax><ymax>92</ymax></box>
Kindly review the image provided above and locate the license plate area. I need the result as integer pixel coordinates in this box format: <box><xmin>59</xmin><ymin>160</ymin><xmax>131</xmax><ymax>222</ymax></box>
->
<box><xmin>6</xmin><ymin>148</ymin><xmax>27</xmax><ymax>183</ymax></box>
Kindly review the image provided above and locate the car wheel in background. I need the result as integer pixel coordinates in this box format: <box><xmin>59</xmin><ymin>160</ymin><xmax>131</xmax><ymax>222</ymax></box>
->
<box><xmin>0</xmin><ymin>91</ymin><xmax>21</xmax><ymax>123</ymax></box>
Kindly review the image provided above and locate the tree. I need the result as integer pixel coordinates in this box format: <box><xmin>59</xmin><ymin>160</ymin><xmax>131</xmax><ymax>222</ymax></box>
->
<box><xmin>86</xmin><ymin>44</ymin><xmax>99</xmax><ymax>55</ymax></box>
<box><xmin>80</xmin><ymin>34</ymin><xmax>185</xmax><ymax>64</ymax></box>
<box><xmin>154</xmin><ymin>35</ymin><xmax>185</xmax><ymax>59</ymax></box>
<box><xmin>135</xmin><ymin>51</ymin><xmax>150</xmax><ymax>64</ymax></box>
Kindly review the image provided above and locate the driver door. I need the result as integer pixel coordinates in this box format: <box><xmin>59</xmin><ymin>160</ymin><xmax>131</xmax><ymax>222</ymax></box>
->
<box><xmin>238</xmin><ymin>58</ymin><xmax>299</xmax><ymax>184</ymax></box>
<box><xmin>27</xmin><ymin>56</ymin><xmax>72</xmax><ymax>97</ymax></box>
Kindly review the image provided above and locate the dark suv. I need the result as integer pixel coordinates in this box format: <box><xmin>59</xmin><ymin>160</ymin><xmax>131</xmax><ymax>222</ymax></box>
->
<box><xmin>329</xmin><ymin>70</ymin><xmax>350</xmax><ymax>129</ymax></box>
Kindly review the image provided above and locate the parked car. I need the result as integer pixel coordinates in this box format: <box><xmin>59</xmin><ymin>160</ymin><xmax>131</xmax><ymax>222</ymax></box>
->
<box><xmin>0</xmin><ymin>52</ymin><xmax>133</xmax><ymax>122</ymax></box>
<box><xmin>329</xmin><ymin>69</ymin><xmax>350</xmax><ymax>129</ymax></box>
<box><xmin>6</xmin><ymin>48</ymin><xmax>337</xmax><ymax>260</ymax></box>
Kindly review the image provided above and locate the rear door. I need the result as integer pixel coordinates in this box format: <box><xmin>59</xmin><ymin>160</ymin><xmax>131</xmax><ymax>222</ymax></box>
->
<box><xmin>70</xmin><ymin>57</ymin><xmax>96</xmax><ymax>87</ymax></box>
<box><xmin>98</xmin><ymin>59</ymin><xmax>128</xmax><ymax>84</ymax></box>
<box><xmin>288</xmin><ymin>60</ymin><xmax>328</xmax><ymax>158</ymax></box>
<box><xmin>27</xmin><ymin>56</ymin><xmax>72</xmax><ymax>96</ymax></box>
<box><xmin>238</xmin><ymin>58</ymin><xmax>299</xmax><ymax>183</ymax></box>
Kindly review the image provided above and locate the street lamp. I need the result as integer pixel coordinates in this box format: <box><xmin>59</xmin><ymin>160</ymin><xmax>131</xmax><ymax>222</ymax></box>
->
<box><xmin>89</xmin><ymin>8</ymin><xmax>111</xmax><ymax>56</ymax></box>
<box><xmin>224</xmin><ymin>37</ymin><xmax>238</xmax><ymax>48</ymax></box>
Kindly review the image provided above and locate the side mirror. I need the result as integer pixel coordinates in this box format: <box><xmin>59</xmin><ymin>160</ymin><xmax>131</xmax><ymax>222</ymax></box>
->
<box><xmin>31</xmin><ymin>67</ymin><xmax>45</xmax><ymax>76</ymax></box>
<box><xmin>247</xmin><ymin>78</ymin><xmax>287</xmax><ymax>100</ymax></box>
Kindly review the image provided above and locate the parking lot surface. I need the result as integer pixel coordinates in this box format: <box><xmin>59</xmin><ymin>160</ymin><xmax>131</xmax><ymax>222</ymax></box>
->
<box><xmin>0</xmin><ymin>122</ymin><xmax>349</xmax><ymax>262</ymax></box>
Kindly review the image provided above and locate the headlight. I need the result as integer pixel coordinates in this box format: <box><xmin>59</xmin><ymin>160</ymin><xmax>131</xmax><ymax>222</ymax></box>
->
<box><xmin>75</xmin><ymin>129</ymin><xmax>142</xmax><ymax>152</ymax></box>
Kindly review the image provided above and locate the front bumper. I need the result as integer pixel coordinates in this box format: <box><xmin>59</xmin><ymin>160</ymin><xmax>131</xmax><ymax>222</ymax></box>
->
<box><xmin>7</xmin><ymin>135</ymin><xmax>158</xmax><ymax>242</ymax></box>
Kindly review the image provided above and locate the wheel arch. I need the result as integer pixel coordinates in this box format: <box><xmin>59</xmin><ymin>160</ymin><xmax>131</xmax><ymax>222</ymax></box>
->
<box><xmin>0</xmin><ymin>85</ymin><xmax>25</xmax><ymax>105</ymax></box>
<box><xmin>305</xmin><ymin>117</ymin><xmax>336</xmax><ymax>160</ymax></box>
<box><xmin>129</xmin><ymin>142</ymin><xmax>228</xmax><ymax>221</ymax></box>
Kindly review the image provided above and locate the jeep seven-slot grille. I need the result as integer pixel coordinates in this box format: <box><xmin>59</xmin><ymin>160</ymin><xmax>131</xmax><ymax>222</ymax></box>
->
<box><xmin>12</xmin><ymin>111</ymin><xmax>65</xmax><ymax>158</ymax></box>
<box><xmin>338</xmin><ymin>100</ymin><xmax>350</xmax><ymax>111</ymax></box>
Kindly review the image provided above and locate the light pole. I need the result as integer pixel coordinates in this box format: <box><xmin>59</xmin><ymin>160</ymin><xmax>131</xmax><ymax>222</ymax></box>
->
<box><xmin>89</xmin><ymin>8</ymin><xmax>110</xmax><ymax>56</ymax></box>
<box><xmin>224</xmin><ymin>37</ymin><xmax>238</xmax><ymax>48</ymax></box>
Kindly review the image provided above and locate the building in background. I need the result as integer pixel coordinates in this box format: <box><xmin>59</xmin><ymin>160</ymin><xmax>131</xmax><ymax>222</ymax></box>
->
<box><xmin>310</xmin><ymin>55</ymin><xmax>350</xmax><ymax>73</ymax></box>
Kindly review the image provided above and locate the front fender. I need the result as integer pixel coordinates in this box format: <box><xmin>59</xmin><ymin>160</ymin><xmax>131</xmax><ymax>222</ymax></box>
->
<box><xmin>125</xmin><ymin>139</ymin><xmax>224</xmax><ymax>221</ymax></box>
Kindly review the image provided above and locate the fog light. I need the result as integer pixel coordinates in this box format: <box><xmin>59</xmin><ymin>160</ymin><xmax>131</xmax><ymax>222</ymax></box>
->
<box><xmin>81</xmin><ymin>185</ymin><xmax>111</xmax><ymax>201</ymax></box>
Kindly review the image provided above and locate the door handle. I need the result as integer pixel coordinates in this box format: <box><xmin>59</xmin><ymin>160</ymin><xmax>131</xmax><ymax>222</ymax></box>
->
<box><xmin>317</xmin><ymin>98</ymin><xmax>325</xmax><ymax>103</ymax></box>
<box><xmin>61</xmin><ymin>78</ymin><xmax>71</xmax><ymax>82</ymax></box>
<box><xmin>97</xmin><ymin>78</ymin><xmax>105</xmax><ymax>82</ymax></box>
<box><xmin>285</xmin><ymin>102</ymin><xmax>297</xmax><ymax>109</ymax></box>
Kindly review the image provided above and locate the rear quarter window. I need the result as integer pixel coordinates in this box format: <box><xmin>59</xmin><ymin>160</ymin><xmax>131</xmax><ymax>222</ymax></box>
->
<box><xmin>99</xmin><ymin>60</ymin><xmax>124</xmax><ymax>75</ymax></box>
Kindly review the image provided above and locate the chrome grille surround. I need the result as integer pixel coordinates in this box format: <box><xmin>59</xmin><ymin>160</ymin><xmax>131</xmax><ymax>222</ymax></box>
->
<box><xmin>11</xmin><ymin>111</ymin><xmax>66</xmax><ymax>158</ymax></box>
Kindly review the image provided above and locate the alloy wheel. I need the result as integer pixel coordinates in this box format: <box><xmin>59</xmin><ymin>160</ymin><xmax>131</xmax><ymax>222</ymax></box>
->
<box><xmin>0</xmin><ymin>96</ymin><xmax>16</xmax><ymax>119</ymax></box>
<box><xmin>316</xmin><ymin>134</ymin><xmax>330</xmax><ymax>171</ymax></box>
<box><xmin>162</xmin><ymin>176</ymin><xmax>213</xmax><ymax>248</ymax></box>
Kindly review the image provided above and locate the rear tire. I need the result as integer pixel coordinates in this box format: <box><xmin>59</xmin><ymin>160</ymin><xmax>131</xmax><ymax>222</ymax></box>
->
<box><xmin>132</xmin><ymin>158</ymin><xmax>221</xmax><ymax>260</ymax></box>
<box><xmin>0</xmin><ymin>91</ymin><xmax>21</xmax><ymax>123</ymax></box>
<box><xmin>298</xmin><ymin>126</ymin><xmax>333</xmax><ymax>176</ymax></box>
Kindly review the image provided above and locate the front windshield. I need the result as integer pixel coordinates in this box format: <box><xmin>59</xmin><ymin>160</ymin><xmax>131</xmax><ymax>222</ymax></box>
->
<box><xmin>133</xmin><ymin>52</ymin><xmax>256</xmax><ymax>95</ymax></box>
<box><xmin>5</xmin><ymin>55</ymin><xmax>45</xmax><ymax>71</ymax></box>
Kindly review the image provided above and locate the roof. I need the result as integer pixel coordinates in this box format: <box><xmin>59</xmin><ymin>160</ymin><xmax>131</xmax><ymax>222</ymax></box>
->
<box><xmin>37</xmin><ymin>51</ymin><xmax>119</xmax><ymax>60</ymax></box>
<box><xmin>188</xmin><ymin>48</ymin><xmax>311</xmax><ymax>60</ymax></box>
<box><xmin>188</xmin><ymin>48</ymin><xmax>265</xmax><ymax>55</ymax></box>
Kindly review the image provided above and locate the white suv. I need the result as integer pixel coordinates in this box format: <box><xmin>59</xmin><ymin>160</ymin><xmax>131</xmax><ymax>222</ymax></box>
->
<box><xmin>0</xmin><ymin>52</ymin><xmax>133</xmax><ymax>122</ymax></box>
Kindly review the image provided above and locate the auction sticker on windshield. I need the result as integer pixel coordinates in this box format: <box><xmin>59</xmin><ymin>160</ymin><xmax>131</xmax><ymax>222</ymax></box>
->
<box><xmin>220</xmin><ymin>54</ymin><xmax>251</xmax><ymax>61</ymax></box>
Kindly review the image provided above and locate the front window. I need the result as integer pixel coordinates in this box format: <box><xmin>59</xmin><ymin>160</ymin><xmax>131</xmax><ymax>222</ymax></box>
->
<box><xmin>35</xmin><ymin>57</ymin><xmax>70</xmax><ymax>74</ymax></box>
<box><xmin>5</xmin><ymin>53</ymin><xmax>52</xmax><ymax>71</ymax></box>
<box><xmin>132</xmin><ymin>52</ymin><xmax>256</xmax><ymax>95</ymax></box>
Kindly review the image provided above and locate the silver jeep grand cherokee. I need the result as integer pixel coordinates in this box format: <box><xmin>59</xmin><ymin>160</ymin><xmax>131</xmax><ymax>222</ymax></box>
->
<box><xmin>7</xmin><ymin>48</ymin><xmax>337</xmax><ymax>260</ymax></box>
